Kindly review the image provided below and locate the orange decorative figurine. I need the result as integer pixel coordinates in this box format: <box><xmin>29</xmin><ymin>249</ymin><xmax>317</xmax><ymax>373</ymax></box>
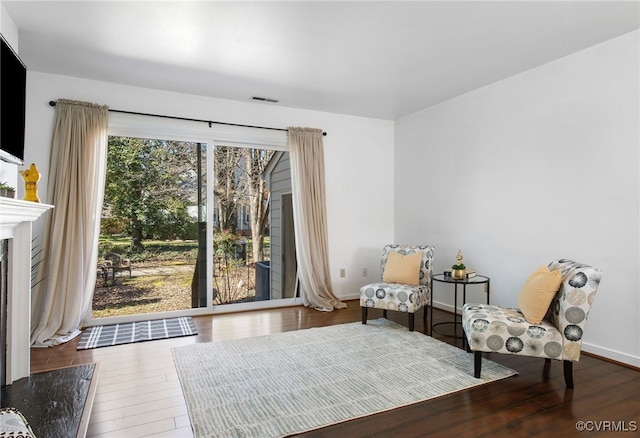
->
<box><xmin>20</xmin><ymin>163</ymin><xmax>41</xmax><ymax>202</ymax></box>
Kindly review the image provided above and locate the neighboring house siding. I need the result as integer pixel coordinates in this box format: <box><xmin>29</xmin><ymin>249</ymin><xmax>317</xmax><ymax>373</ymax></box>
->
<box><xmin>266</xmin><ymin>152</ymin><xmax>291</xmax><ymax>300</ymax></box>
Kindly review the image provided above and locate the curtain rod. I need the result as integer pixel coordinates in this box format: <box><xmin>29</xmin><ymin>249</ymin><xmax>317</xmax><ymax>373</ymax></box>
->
<box><xmin>48</xmin><ymin>101</ymin><xmax>327</xmax><ymax>136</ymax></box>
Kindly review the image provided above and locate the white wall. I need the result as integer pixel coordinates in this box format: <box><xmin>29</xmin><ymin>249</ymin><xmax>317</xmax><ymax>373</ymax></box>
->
<box><xmin>395</xmin><ymin>30</ymin><xmax>639</xmax><ymax>367</ymax></box>
<box><xmin>0</xmin><ymin>1</ymin><xmax>18</xmax><ymax>60</ymax></box>
<box><xmin>24</xmin><ymin>71</ymin><xmax>395</xmax><ymax>299</ymax></box>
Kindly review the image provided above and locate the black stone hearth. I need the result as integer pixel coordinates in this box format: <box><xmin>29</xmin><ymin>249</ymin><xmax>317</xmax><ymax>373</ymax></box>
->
<box><xmin>1</xmin><ymin>363</ymin><xmax>96</xmax><ymax>438</ymax></box>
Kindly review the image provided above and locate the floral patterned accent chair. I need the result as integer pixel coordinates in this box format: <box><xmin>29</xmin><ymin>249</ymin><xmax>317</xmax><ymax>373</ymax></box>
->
<box><xmin>360</xmin><ymin>245</ymin><xmax>434</xmax><ymax>332</ymax></box>
<box><xmin>462</xmin><ymin>259</ymin><xmax>603</xmax><ymax>388</ymax></box>
<box><xmin>0</xmin><ymin>408</ymin><xmax>36</xmax><ymax>437</ymax></box>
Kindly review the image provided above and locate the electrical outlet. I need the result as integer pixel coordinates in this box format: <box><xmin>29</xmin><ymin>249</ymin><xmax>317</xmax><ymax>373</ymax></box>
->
<box><xmin>339</xmin><ymin>268</ymin><xmax>346</xmax><ymax>278</ymax></box>
<box><xmin>362</xmin><ymin>268</ymin><xmax>368</xmax><ymax>277</ymax></box>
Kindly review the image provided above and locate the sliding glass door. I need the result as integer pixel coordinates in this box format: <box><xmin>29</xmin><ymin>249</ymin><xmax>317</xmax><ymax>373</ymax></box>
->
<box><xmin>92</xmin><ymin>134</ymin><xmax>296</xmax><ymax>320</ymax></box>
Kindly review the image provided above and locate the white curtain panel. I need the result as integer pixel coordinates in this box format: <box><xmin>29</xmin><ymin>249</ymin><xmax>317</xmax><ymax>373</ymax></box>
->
<box><xmin>31</xmin><ymin>99</ymin><xmax>109</xmax><ymax>346</ymax></box>
<box><xmin>288</xmin><ymin>127</ymin><xmax>346</xmax><ymax>311</ymax></box>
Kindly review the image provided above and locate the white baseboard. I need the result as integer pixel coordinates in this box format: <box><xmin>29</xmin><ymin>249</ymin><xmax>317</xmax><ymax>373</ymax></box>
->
<box><xmin>581</xmin><ymin>343</ymin><xmax>640</xmax><ymax>368</ymax></box>
<box><xmin>431</xmin><ymin>300</ymin><xmax>457</xmax><ymax>314</ymax></box>
<box><xmin>341</xmin><ymin>293</ymin><xmax>360</xmax><ymax>301</ymax></box>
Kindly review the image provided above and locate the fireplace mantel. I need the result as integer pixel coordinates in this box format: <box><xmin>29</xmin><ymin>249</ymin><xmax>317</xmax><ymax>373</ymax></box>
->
<box><xmin>0</xmin><ymin>198</ymin><xmax>53</xmax><ymax>237</ymax></box>
<box><xmin>0</xmin><ymin>197</ymin><xmax>53</xmax><ymax>384</ymax></box>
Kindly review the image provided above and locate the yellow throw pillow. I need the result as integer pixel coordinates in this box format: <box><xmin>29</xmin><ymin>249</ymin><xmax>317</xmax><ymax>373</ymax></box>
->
<box><xmin>383</xmin><ymin>251</ymin><xmax>422</xmax><ymax>286</ymax></box>
<box><xmin>518</xmin><ymin>265</ymin><xmax>562</xmax><ymax>324</ymax></box>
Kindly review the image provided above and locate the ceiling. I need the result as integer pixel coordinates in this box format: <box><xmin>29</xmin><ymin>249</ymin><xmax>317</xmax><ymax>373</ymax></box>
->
<box><xmin>3</xmin><ymin>1</ymin><xmax>639</xmax><ymax>120</ymax></box>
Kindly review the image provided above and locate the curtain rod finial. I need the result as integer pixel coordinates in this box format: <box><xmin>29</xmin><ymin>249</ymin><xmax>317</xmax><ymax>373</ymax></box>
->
<box><xmin>323</xmin><ymin>132</ymin><xmax>327</xmax><ymax>136</ymax></box>
<box><xmin>49</xmin><ymin>100</ymin><xmax>56</xmax><ymax>106</ymax></box>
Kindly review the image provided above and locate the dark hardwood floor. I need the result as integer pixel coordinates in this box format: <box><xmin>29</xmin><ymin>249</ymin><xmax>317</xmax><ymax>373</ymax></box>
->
<box><xmin>30</xmin><ymin>301</ymin><xmax>639</xmax><ymax>437</ymax></box>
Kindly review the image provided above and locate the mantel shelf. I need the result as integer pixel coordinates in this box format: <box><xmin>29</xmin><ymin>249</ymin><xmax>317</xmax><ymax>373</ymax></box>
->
<box><xmin>0</xmin><ymin>198</ymin><xmax>53</xmax><ymax>238</ymax></box>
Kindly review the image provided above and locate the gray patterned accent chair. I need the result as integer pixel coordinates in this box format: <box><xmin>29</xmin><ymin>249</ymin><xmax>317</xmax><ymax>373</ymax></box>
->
<box><xmin>462</xmin><ymin>259</ymin><xmax>603</xmax><ymax>388</ymax></box>
<box><xmin>360</xmin><ymin>244</ymin><xmax>434</xmax><ymax>332</ymax></box>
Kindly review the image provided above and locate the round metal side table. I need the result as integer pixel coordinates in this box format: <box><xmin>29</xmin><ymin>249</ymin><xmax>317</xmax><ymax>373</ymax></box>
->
<box><xmin>430</xmin><ymin>273</ymin><xmax>490</xmax><ymax>347</ymax></box>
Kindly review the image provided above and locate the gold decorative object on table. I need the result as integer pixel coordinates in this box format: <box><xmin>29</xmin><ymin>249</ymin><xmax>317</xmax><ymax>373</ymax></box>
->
<box><xmin>20</xmin><ymin>163</ymin><xmax>41</xmax><ymax>202</ymax></box>
<box><xmin>451</xmin><ymin>249</ymin><xmax>466</xmax><ymax>280</ymax></box>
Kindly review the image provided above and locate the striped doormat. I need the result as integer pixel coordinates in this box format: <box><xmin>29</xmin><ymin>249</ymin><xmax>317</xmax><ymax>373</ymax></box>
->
<box><xmin>77</xmin><ymin>317</ymin><xmax>197</xmax><ymax>349</ymax></box>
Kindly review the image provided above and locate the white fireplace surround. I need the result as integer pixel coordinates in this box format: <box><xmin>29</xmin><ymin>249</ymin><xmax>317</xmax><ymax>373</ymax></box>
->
<box><xmin>0</xmin><ymin>197</ymin><xmax>53</xmax><ymax>384</ymax></box>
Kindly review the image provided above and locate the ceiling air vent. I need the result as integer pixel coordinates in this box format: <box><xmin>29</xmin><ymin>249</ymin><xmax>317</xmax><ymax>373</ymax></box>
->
<box><xmin>251</xmin><ymin>96</ymin><xmax>279</xmax><ymax>103</ymax></box>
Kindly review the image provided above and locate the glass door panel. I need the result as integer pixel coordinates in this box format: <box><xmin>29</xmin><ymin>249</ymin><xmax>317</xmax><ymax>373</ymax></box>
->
<box><xmin>93</xmin><ymin>137</ymin><xmax>207</xmax><ymax>318</ymax></box>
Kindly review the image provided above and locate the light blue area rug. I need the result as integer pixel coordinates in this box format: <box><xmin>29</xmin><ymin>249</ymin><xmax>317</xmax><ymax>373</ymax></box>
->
<box><xmin>172</xmin><ymin>318</ymin><xmax>517</xmax><ymax>437</ymax></box>
<box><xmin>77</xmin><ymin>317</ymin><xmax>197</xmax><ymax>349</ymax></box>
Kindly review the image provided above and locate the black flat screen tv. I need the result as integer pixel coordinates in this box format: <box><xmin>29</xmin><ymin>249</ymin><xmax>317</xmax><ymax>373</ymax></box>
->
<box><xmin>0</xmin><ymin>34</ymin><xmax>27</xmax><ymax>165</ymax></box>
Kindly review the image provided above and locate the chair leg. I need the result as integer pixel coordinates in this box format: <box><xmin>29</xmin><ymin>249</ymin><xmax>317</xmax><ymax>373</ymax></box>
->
<box><xmin>361</xmin><ymin>307</ymin><xmax>368</xmax><ymax>325</ymax></box>
<box><xmin>474</xmin><ymin>351</ymin><xmax>482</xmax><ymax>378</ymax></box>
<box><xmin>383</xmin><ymin>309</ymin><xmax>388</xmax><ymax>319</ymax></box>
<box><xmin>564</xmin><ymin>360</ymin><xmax>574</xmax><ymax>389</ymax></box>
<box><xmin>543</xmin><ymin>358</ymin><xmax>552</xmax><ymax>381</ymax></box>
<box><xmin>408</xmin><ymin>313</ymin><xmax>415</xmax><ymax>332</ymax></box>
